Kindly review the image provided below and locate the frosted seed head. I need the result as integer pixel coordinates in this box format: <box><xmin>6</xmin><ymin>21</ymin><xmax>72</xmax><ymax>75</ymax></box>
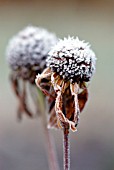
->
<box><xmin>6</xmin><ymin>26</ymin><xmax>57</xmax><ymax>83</ymax></box>
<box><xmin>46</xmin><ymin>36</ymin><xmax>96</xmax><ymax>83</ymax></box>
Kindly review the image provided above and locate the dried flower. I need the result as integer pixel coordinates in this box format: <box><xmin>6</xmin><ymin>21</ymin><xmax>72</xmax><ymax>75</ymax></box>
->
<box><xmin>6</xmin><ymin>26</ymin><xmax>57</xmax><ymax>118</ymax></box>
<box><xmin>47</xmin><ymin>37</ymin><xmax>96</xmax><ymax>83</ymax></box>
<box><xmin>36</xmin><ymin>36</ymin><xmax>96</xmax><ymax>132</ymax></box>
<box><xmin>6</xmin><ymin>26</ymin><xmax>57</xmax><ymax>83</ymax></box>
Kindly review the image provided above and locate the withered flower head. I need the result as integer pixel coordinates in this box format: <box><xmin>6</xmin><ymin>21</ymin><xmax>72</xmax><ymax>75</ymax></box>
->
<box><xmin>36</xmin><ymin>37</ymin><xmax>96</xmax><ymax>132</ymax></box>
<box><xmin>6</xmin><ymin>26</ymin><xmax>57</xmax><ymax>119</ymax></box>
<box><xmin>6</xmin><ymin>26</ymin><xmax>57</xmax><ymax>83</ymax></box>
<box><xmin>47</xmin><ymin>36</ymin><xmax>96</xmax><ymax>83</ymax></box>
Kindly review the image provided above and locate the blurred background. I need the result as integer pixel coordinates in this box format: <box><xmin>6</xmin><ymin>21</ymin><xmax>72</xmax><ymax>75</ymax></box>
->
<box><xmin>0</xmin><ymin>0</ymin><xmax>114</xmax><ymax>169</ymax></box>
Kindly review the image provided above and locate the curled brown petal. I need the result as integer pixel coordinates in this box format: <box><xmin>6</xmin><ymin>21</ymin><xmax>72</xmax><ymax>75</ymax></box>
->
<box><xmin>70</xmin><ymin>83</ymin><xmax>80</xmax><ymax>128</ymax></box>
<box><xmin>35</xmin><ymin>68</ymin><xmax>55</xmax><ymax>99</ymax></box>
<box><xmin>48</xmin><ymin>107</ymin><xmax>58</xmax><ymax>129</ymax></box>
<box><xmin>10</xmin><ymin>74</ymin><xmax>33</xmax><ymax>119</ymax></box>
<box><xmin>10</xmin><ymin>74</ymin><xmax>19</xmax><ymax>97</ymax></box>
<box><xmin>78</xmin><ymin>88</ymin><xmax>88</xmax><ymax>112</ymax></box>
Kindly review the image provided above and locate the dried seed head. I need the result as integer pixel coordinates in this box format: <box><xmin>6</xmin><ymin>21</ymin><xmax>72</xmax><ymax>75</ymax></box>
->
<box><xmin>6</xmin><ymin>26</ymin><xmax>57</xmax><ymax>83</ymax></box>
<box><xmin>46</xmin><ymin>37</ymin><xmax>96</xmax><ymax>83</ymax></box>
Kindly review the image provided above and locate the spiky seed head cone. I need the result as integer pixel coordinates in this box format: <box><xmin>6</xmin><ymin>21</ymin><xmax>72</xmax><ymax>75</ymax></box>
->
<box><xmin>46</xmin><ymin>37</ymin><xmax>96</xmax><ymax>83</ymax></box>
<box><xmin>6</xmin><ymin>26</ymin><xmax>57</xmax><ymax>83</ymax></box>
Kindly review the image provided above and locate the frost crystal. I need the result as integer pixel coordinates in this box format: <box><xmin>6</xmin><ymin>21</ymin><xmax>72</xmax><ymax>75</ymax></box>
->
<box><xmin>46</xmin><ymin>37</ymin><xmax>96</xmax><ymax>83</ymax></box>
<box><xmin>6</xmin><ymin>26</ymin><xmax>57</xmax><ymax>83</ymax></box>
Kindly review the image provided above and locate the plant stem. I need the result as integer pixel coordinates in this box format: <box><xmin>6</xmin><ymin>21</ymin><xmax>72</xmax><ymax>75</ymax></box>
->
<box><xmin>37</xmin><ymin>88</ymin><xmax>60</xmax><ymax>170</ymax></box>
<box><xmin>43</xmin><ymin>121</ymin><xmax>60</xmax><ymax>170</ymax></box>
<box><xmin>63</xmin><ymin>126</ymin><xmax>70</xmax><ymax>170</ymax></box>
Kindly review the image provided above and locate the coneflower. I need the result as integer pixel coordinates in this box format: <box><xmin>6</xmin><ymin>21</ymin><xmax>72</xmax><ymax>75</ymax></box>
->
<box><xmin>6</xmin><ymin>26</ymin><xmax>57</xmax><ymax>83</ymax></box>
<box><xmin>6</xmin><ymin>26</ymin><xmax>59</xmax><ymax>170</ymax></box>
<box><xmin>6</xmin><ymin>26</ymin><xmax>57</xmax><ymax>117</ymax></box>
<box><xmin>36</xmin><ymin>36</ymin><xmax>96</xmax><ymax>170</ymax></box>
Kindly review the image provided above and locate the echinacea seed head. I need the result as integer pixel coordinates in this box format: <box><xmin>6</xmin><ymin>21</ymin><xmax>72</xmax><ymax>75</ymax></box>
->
<box><xmin>46</xmin><ymin>37</ymin><xmax>96</xmax><ymax>83</ymax></box>
<box><xmin>6</xmin><ymin>26</ymin><xmax>57</xmax><ymax>83</ymax></box>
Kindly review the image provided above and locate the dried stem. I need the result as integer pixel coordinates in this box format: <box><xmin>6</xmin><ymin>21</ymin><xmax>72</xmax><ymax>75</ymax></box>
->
<box><xmin>63</xmin><ymin>126</ymin><xmax>70</xmax><ymax>170</ymax></box>
<box><xmin>43</xmin><ymin>120</ymin><xmax>60</xmax><ymax>170</ymax></box>
<box><xmin>36</xmin><ymin>88</ymin><xmax>60</xmax><ymax>170</ymax></box>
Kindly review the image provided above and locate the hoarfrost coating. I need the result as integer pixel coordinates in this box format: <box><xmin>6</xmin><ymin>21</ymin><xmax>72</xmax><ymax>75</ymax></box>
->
<box><xmin>6</xmin><ymin>26</ymin><xmax>57</xmax><ymax>72</ymax></box>
<box><xmin>46</xmin><ymin>37</ymin><xmax>96</xmax><ymax>83</ymax></box>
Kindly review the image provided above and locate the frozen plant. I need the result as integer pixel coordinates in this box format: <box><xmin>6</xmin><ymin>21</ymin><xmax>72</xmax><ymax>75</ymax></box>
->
<box><xmin>6</xmin><ymin>26</ymin><xmax>59</xmax><ymax>170</ymax></box>
<box><xmin>36</xmin><ymin>36</ymin><xmax>96</xmax><ymax>170</ymax></box>
<box><xmin>6</xmin><ymin>26</ymin><xmax>57</xmax><ymax>117</ymax></box>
